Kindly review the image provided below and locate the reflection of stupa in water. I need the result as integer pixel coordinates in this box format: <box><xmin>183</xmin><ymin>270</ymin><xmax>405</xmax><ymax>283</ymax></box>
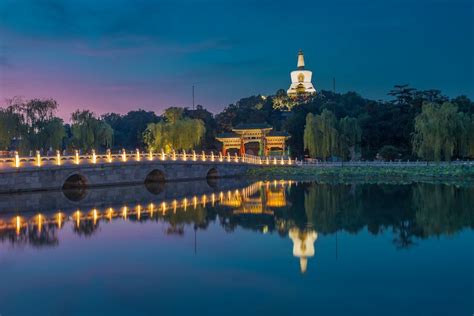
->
<box><xmin>220</xmin><ymin>181</ymin><xmax>289</xmax><ymax>215</ymax></box>
<box><xmin>289</xmin><ymin>228</ymin><xmax>318</xmax><ymax>273</ymax></box>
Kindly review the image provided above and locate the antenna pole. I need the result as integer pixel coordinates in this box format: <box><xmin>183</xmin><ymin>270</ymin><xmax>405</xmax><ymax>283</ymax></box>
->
<box><xmin>333</xmin><ymin>77</ymin><xmax>336</xmax><ymax>93</ymax></box>
<box><xmin>192</xmin><ymin>85</ymin><xmax>195</xmax><ymax>110</ymax></box>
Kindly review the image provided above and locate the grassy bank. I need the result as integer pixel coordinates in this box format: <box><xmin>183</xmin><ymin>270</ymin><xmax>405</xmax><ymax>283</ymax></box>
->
<box><xmin>247</xmin><ymin>164</ymin><xmax>474</xmax><ymax>185</ymax></box>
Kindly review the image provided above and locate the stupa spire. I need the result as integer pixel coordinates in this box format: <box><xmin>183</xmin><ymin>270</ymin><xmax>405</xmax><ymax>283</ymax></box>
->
<box><xmin>297</xmin><ymin>49</ymin><xmax>305</xmax><ymax>69</ymax></box>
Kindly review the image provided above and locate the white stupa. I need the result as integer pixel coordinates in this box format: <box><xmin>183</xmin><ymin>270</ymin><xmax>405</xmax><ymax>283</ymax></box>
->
<box><xmin>287</xmin><ymin>50</ymin><xmax>316</xmax><ymax>97</ymax></box>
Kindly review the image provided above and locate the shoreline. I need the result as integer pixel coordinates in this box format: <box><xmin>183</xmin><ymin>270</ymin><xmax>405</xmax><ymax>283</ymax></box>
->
<box><xmin>248</xmin><ymin>164</ymin><xmax>474</xmax><ymax>185</ymax></box>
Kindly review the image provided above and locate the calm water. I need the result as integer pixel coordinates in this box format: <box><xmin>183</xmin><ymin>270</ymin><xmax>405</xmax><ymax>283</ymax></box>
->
<box><xmin>0</xmin><ymin>179</ymin><xmax>472</xmax><ymax>316</ymax></box>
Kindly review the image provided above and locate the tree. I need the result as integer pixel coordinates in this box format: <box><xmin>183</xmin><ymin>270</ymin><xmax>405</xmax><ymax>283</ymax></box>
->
<box><xmin>458</xmin><ymin>113</ymin><xmax>474</xmax><ymax>159</ymax></box>
<box><xmin>339</xmin><ymin>116</ymin><xmax>362</xmax><ymax>160</ymax></box>
<box><xmin>143</xmin><ymin>107</ymin><xmax>205</xmax><ymax>152</ymax></box>
<box><xmin>0</xmin><ymin>108</ymin><xmax>23</xmax><ymax>150</ymax></box>
<box><xmin>413</xmin><ymin>102</ymin><xmax>462</xmax><ymax>161</ymax></box>
<box><xmin>102</xmin><ymin>110</ymin><xmax>159</xmax><ymax>149</ymax></box>
<box><xmin>304</xmin><ymin>110</ymin><xmax>339</xmax><ymax>160</ymax></box>
<box><xmin>71</xmin><ymin>110</ymin><xmax>113</xmax><ymax>151</ymax></box>
<box><xmin>272</xmin><ymin>89</ymin><xmax>296</xmax><ymax>111</ymax></box>
<box><xmin>184</xmin><ymin>105</ymin><xmax>218</xmax><ymax>150</ymax></box>
<box><xmin>378</xmin><ymin>145</ymin><xmax>399</xmax><ymax>161</ymax></box>
<box><xmin>1</xmin><ymin>97</ymin><xmax>64</xmax><ymax>152</ymax></box>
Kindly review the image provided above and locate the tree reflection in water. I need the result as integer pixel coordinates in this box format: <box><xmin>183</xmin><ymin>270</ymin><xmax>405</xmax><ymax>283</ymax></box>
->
<box><xmin>0</xmin><ymin>181</ymin><xmax>472</xmax><ymax>272</ymax></box>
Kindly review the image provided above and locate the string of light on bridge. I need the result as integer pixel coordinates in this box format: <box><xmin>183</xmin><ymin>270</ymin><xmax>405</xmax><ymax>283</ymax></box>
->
<box><xmin>2</xmin><ymin>148</ymin><xmax>294</xmax><ymax>169</ymax></box>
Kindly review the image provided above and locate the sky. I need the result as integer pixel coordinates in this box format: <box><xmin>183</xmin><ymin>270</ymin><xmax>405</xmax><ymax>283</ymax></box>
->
<box><xmin>0</xmin><ymin>0</ymin><xmax>473</xmax><ymax>120</ymax></box>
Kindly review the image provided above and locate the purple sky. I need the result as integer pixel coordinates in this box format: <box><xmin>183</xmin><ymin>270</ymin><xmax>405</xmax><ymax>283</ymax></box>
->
<box><xmin>1</xmin><ymin>0</ymin><xmax>473</xmax><ymax>121</ymax></box>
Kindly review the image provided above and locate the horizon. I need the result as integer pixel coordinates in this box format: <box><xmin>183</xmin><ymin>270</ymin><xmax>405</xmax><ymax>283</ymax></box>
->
<box><xmin>1</xmin><ymin>0</ymin><xmax>473</xmax><ymax>120</ymax></box>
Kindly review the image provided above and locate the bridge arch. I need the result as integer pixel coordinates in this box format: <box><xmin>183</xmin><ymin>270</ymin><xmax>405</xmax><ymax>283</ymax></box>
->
<box><xmin>62</xmin><ymin>173</ymin><xmax>88</xmax><ymax>201</ymax></box>
<box><xmin>145</xmin><ymin>169</ymin><xmax>166</xmax><ymax>184</ymax></box>
<box><xmin>62</xmin><ymin>173</ymin><xmax>88</xmax><ymax>189</ymax></box>
<box><xmin>206</xmin><ymin>167</ymin><xmax>219</xmax><ymax>188</ymax></box>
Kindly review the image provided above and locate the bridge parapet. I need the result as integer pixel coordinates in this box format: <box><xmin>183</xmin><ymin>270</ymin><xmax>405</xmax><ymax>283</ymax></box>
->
<box><xmin>0</xmin><ymin>150</ymin><xmax>294</xmax><ymax>193</ymax></box>
<box><xmin>0</xmin><ymin>150</ymin><xmax>293</xmax><ymax>171</ymax></box>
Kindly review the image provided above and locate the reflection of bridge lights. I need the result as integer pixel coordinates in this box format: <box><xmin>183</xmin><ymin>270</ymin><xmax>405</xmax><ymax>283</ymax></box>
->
<box><xmin>0</xmin><ymin>181</ymin><xmax>295</xmax><ymax>236</ymax></box>
<box><xmin>57</xmin><ymin>212</ymin><xmax>63</xmax><ymax>228</ymax></box>
<box><xmin>161</xmin><ymin>202</ymin><xmax>167</xmax><ymax>214</ymax></box>
<box><xmin>15</xmin><ymin>216</ymin><xmax>21</xmax><ymax>235</ymax></box>
<box><xmin>36</xmin><ymin>214</ymin><xmax>43</xmax><ymax>232</ymax></box>
<box><xmin>149</xmin><ymin>203</ymin><xmax>154</xmax><ymax>217</ymax></box>
<box><xmin>136</xmin><ymin>205</ymin><xmax>141</xmax><ymax>220</ymax></box>
<box><xmin>92</xmin><ymin>209</ymin><xmax>98</xmax><ymax>225</ymax></box>
<box><xmin>107</xmin><ymin>208</ymin><xmax>114</xmax><ymax>221</ymax></box>
<box><xmin>74</xmin><ymin>210</ymin><xmax>81</xmax><ymax>227</ymax></box>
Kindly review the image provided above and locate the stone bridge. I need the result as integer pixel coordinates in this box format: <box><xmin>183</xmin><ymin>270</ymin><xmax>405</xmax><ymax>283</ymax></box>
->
<box><xmin>0</xmin><ymin>150</ymin><xmax>293</xmax><ymax>193</ymax></box>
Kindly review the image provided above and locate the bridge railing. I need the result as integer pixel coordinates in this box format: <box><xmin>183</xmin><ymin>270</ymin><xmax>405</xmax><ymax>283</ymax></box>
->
<box><xmin>0</xmin><ymin>150</ymin><xmax>295</xmax><ymax>170</ymax></box>
<box><xmin>297</xmin><ymin>160</ymin><xmax>474</xmax><ymax>167</ymax></box>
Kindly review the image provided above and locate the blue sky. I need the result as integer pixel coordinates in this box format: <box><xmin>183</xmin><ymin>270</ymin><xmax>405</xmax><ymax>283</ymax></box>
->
<box><xmin>0</xmin><ymin>0</ymin><xmax>472</xmax><ymax>119</ymax></box>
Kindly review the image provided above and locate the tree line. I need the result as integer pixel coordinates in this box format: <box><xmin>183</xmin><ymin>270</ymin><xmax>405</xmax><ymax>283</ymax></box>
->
<box><xmin>0</xmin><ymin>85</ymin><xmax>473</xmax><ymax>160</ymax></box>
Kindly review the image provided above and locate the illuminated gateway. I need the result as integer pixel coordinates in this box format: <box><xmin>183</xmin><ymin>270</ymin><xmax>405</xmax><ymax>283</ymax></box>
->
<box><xmin>287</xmin><ymin>50</ymin><xmax>316</xmax><ymax>97</ymax></box>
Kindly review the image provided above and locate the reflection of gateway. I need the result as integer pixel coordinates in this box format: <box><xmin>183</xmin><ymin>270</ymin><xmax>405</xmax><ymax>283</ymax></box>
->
<box><xmin>220</xmin><ymin>181</ymin><xmax>289</xmax><ymax>215</ymax></box>
<box><xmin>289</xmin><ymin>228</ymin><xmax>318</xmax><ymax>273</ymax></box>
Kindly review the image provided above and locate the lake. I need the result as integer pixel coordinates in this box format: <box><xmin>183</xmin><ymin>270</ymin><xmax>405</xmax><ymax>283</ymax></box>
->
<box><xmin>0</xmin><ymin>179</ymin><xmax>472</xmax><ymax>316</ymax></box>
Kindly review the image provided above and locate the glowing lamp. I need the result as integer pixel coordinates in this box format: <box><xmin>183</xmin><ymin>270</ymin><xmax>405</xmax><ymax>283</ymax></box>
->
<box><xmin>91</xmin><ymin>149</ymin><xmax>97</xmax><ymax>164</ymax></box>
<box><xmin>75</xmin><ymin>150</ymin><xmax>80</xmax><ymax>165</ymax></box>
<box><xmin>136</xmin><ymin>149</ymin><xmax>141</xmax><ymax>161</ymax></box>
<box><xmin>107</xmin><ymin>149</ymin><xmax>112</xmax><ymax>163</ymax></box>
<box><xmin>14</xmin><ymin>151</ymin><xmax>20</xmax><ymax>168</ymax></box>
<box><xmin>56</xmin><ymin>150</ymin><xmax>61</xmax><ymax>166</ymax></box>
<box><xmin>122</xmin><ymin>149</ymin><xmax>127</xmax><ymax>162</ymax></box>
<box><xmin>36</xmin><ymin>150</ymin><xmax>41</xmax><ymax>167</ymax></box>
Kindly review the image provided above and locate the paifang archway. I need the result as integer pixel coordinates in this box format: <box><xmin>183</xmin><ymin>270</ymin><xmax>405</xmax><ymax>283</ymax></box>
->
<box><xmin>216</xmin><ymin>123</ymin><xmax>289</xmax><ymax>156</ymax></box>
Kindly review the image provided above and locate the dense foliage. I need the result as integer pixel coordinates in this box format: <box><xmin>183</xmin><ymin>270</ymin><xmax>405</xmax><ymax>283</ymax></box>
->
<box><xmin>1</xmin><ymin>85</ymin><xmax>472</xmax><ymax>160</ymax></box>
<box><xmin>143</xmin><ymin>107</ymin><xmax>206</xmax><ymax>152</ymax></box>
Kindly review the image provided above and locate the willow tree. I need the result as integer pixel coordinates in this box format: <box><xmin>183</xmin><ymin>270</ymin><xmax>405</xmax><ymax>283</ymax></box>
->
<box><xmin>339</xmin><ymin>116</ymin><xmax>362</xmax><ymax>160</ymax></box>
<box><xmin>143</xmin><ymin>109</ymin><xmax>205</xmax><ymax>152</ymax></box>
<box><xmin>412</xmin><ymin>102</ymin><xmax>462</xmax><ymax>161</ymax></box>
<box><xmin>458</xmin><ymin>113</ymin><xmax>474</xmax><ymax>159</ymax></box>
<box><xmin>304</xmin><ymin>110</ymin><xmax>339</xmax><ymax>160</ymax></box>
<box><xmin>303</xmin><ymin>113</ymin><xmax>317</xmax><ymax>157</ymax></box>
<box><xmin>0</xmin><ymin>108</ymin><xmax>23</xmax><ymax>150</ymax></box>
<box><xmin>71</xmin><ymin>110</ymin><xmax>113</xmax><ymax>151</ymax></box>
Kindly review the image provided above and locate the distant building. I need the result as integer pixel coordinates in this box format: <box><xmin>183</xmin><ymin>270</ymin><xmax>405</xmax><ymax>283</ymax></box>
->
<box><xmin>287</xmin><ymin>50</ymin><xmax>316</xmax><ymax>97</ymax></box>
<box><xmin>216</xmin><ymin>123</ymin><xmax>289</xmax><ymax>156</ymax></box>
